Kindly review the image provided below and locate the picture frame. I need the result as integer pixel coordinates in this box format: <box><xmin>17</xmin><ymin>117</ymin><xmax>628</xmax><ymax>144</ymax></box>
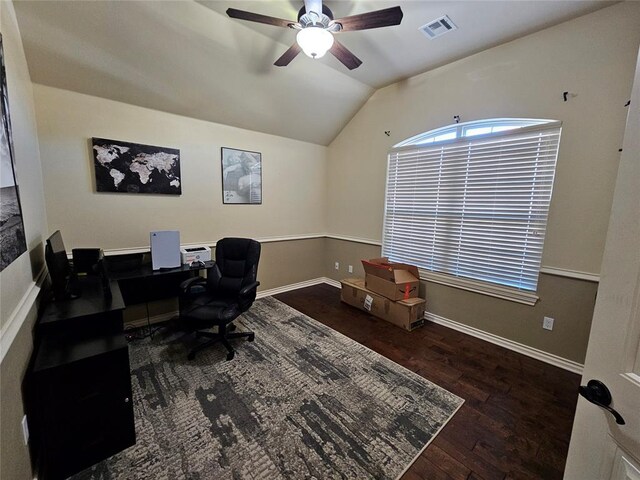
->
<box><xmin>0</xmin><ymin>33</ymin><xmax>28</xmax><ymax>272</ymax></box>
<box><xmin>92</xmin><ymin>137</ymin><xmax>181</xmax><ymax>195</ymax></box>
<box><xmin>221</xmin><ymin>147</ymin><xmax>262</xmax><ymax>204</ymax></box>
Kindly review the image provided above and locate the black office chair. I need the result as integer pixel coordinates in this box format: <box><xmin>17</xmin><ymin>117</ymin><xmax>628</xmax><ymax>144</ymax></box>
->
<box><xmin>178</xmin><ymin>238</ymin><xmax>261</xmax><ymax>360</ymax></box>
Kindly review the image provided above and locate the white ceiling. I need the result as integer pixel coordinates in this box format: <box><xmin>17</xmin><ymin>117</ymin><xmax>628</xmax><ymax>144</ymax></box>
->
<box><xmin>13</xmin><ymin>0</ymin><xmax>614</xmax><ymax>145</ymax></box>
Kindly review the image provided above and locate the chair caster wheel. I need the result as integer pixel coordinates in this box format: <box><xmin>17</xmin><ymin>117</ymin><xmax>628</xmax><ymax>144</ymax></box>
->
<box><xmin>226</xmin><ymin>351</ymin><xmax>235</xmax><ymax>361</ymax></box>
<box><xmin>228</xmin><ymin>323</ymin><xmax>237</xmax><ymax>332</ymax></box>
<box><xmin>187</xmin><ymin>352</ymin><xmax>196</xmax><ymax>361</ymax></box>
<box><xmin>248</xmin><ymin>333</ymin><xmax>255</xmax><ymax>342</ymax></box>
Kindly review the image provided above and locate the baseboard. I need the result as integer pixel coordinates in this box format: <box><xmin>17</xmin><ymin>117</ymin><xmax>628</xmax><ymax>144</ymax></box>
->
<box><xmin>300</xmin><ymin>280</ymin><xmax>584</xmax><ymax>374</ymax></box>
<box><xmin>321</xmin><ymin>280</ymin><xmax>583</xmax><ymax>374</ymax></box>
<box><xmin>123</xmin><ymin>278</ymin><xmax>341</xmax><ymax>327</ymax></box>
<box><xmin>257</xmin><ymin>277</ymin><xmax>339</xmax><ymax>298</ymax></box>
<box><xmin>425</xmin><ymin>312</ymin><xmax>584</xmax><ymax>374</ymax></box>
<box><xmin>321</xmin><ymin>277</ymin><xmax>341</xmax><ymax>288</ymax></box>
<box><xmin>118</xmin><ymin>278</ymin><xmax>583</xmax><ymax>375</ymax></box>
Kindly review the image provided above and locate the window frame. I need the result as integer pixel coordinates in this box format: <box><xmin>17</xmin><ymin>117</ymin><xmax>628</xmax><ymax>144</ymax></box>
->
<box><xmin>383</xmin><ymin>119</ymin><xmax>562</xmax><ymax>305</ymax></box>
<box><xmin>394</xmin><ymin>118</ymin><xmax>554</xmax><ymax>148</ymax></box>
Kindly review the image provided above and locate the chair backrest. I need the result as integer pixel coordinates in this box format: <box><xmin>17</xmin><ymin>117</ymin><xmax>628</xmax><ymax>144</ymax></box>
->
<box><xmin>210</xmin><ymin>238</ymin><xmax>261</xmax><ymax>310</ymax></box>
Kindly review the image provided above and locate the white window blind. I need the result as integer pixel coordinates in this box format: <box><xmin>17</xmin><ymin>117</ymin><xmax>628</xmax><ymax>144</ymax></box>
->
<box><xmin>383</xmin><ymin>121</ymin><xmax>561</xmax><ymax>303</ymax></box>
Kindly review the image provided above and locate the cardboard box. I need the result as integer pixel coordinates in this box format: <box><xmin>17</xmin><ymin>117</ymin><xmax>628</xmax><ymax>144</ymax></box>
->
<box><xmin>340</xmin><ymin>278</ymin><xmax>426</xmax><ymax>331</ymax></box>
<box><xmin>361</xmin><ymin>258</ymin><xmax>420</xmax><ymax>301</ymax></box>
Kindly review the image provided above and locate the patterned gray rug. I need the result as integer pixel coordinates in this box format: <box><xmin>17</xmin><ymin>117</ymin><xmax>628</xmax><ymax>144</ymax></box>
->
<box><xmin>73</xmin><ymin>297</ymin><xmax>463</xmax><ymax>480</ymax></box>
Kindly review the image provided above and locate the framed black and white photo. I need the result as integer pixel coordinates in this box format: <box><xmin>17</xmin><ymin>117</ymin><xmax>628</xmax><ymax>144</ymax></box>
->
<box><xmin>221</xmin><ymin>147</ymin><xmax>262</xmax><ymax>204</ymax></box>
<box><xmin>0</xmin><ymin>34</ymin><xmax>28</xmax><ymax>272</ymax></box>
<box><xmin>92</xmin><ymin>137</ymin><xmax>181</xmax><ymax>194</ymax></box>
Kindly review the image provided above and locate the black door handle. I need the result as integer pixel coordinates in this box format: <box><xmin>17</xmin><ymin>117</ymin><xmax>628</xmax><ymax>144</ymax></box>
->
<box><xmin>578</xmin><ymin>379</ymin><xmax>625</xmax><ymax>425</ymax></box>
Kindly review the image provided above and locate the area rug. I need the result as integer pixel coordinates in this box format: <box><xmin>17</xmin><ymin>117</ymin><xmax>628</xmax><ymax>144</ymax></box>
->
<box><xmin>72</xmin><ymin>296</ymin><xmax>463</xmax><ymax>480</ymax></box>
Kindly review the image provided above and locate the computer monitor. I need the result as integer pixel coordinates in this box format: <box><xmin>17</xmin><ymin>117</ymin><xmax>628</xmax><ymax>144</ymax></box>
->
<box><xmin>45</xmin><ymin>230</ymin><xmax>78</xmax><ymax>300</ymax></box>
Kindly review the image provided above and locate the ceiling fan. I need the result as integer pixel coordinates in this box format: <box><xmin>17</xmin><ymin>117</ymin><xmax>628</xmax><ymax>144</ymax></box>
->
<box><xmin>227</xmin><ymin>0</ymin><xmax>403</xmax><ymax>70</ymax></box>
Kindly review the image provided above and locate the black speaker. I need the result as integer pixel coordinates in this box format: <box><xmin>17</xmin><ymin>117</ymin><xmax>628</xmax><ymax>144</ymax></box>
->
<box><xmin>96</xmin><ymin>258</ymin><xmax>112</xmax><ymax>300</ymax></box>
<box><xmin>72</xmin><ymin>248</ymin><xmax>103</xmax><ymax>274</ymax></box>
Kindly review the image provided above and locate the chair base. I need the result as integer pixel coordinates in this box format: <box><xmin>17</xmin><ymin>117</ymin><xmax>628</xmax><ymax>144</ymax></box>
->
<box><xmin>187</xmin><ymin>324</ymin><xmax>254</xmax><ymax>361</ymax></box>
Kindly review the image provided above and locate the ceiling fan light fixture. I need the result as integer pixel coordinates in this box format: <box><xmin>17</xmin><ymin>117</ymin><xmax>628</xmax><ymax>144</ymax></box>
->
<box><xmin>296</xmin><ymin>27</ymin><xmax>334</xmax><ymax>59</ymax></box>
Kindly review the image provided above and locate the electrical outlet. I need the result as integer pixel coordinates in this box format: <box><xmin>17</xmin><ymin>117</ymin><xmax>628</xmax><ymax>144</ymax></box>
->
<box><xmin>21</xmin><ymin>415</ymin><xmax>29</xmax><ymax>445</ymax></box>
<box><xmin>334</xmin><ymin>262</ymin><xmax>339</xmax><ymax>270</ymax></box>
<box><xmin>543</xmin><ymin>316</ymin><xmax>554</xmax><ymax>331</ymax></box>
<box><xmin>348</xmin><ymin>265</ymin><xmax>353</xmax><ymax>273</ymax></box>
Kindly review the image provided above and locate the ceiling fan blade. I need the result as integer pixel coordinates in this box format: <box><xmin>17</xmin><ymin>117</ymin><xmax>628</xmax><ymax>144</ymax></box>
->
<box><xmin>274</xmin><ymin>43</ymin><xmax>302</xmax><ymax>67</ymax></box>
<box><xmin>226</xmin><ymin>8</ymin><xmax>295</xmax><ymax>28</ymax></box>
<box><xmin>329</xmin><ymin>40</ymin><xmax>362</xmax><ymax>70</ymax></box>
<box><xmin>334</xmin><ymin>6</ymin><xmax>403</xmax><ymax>31</ymax></box>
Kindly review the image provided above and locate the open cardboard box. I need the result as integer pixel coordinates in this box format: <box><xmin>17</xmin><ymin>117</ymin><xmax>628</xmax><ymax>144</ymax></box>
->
<box><xmin>340</xmin><ymin>278</ymin><xmax>425</xmax><ymax>331</ymax></box>
<box><xmin>361</xmin><ymin>257</ymin><xmax>420</xmax><ymax>301</ymax></box>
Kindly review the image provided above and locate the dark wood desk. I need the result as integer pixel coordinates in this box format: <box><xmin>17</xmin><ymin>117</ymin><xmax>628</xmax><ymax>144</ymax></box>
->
<box><xmin>109</xmin><ymin>260</ymin><xmax>215</xmax><ymax>305</ymax></box>
<box><xmin>30</xmin><ymin>277</ymin><xmax>135</xmax><ymax>480</ymax></box>
<box><xmin>29</xmin><ymin>261</ymin><xmax>215</xmax><ymax>479</ymax></box>
<box><xmin>38</xmin><ymin>275</ymin><xmax>124</xmax><ymax>335</ymax></box>
<box><xmin>108</xmin><ymin>260</ymin><xmax>215</xmax><ymax>281</ymax></box>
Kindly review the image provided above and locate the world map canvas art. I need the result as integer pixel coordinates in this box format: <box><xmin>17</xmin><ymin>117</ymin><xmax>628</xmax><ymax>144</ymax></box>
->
<box><xmin>92</xmin><ymin>138</ymin><xmax>181</xmax><ymax>194</ymax></box>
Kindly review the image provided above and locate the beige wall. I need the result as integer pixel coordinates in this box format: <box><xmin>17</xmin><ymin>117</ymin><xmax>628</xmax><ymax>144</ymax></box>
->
<box><xmin>33</xmin><ymin>84</ymin><xmax>327</xmax><ymax>250</ymax></box>
<box><xmin>325</xmin><ymin>238</ymin><xmax>381</xmax><ymax>280</ymax></box>
<box><xmin>5</xmin><ymin>3</ymin><xmax>635</xmax><ymax>478</ymax></box>
<box><xmin>327</xmin><ymin>2</ymin><xmax>640</xmax><ymax>275</ymax></box>
<box><xmin>325</xmin><ymin>3</ymin><xmax>640</xmax><ymax>364</ymax></box>
<box><xmin>0</xmin><ymin>1</ymin><xmax>47</xmax><ymax>330</ymax></box>
<box><xmin>257</xmin><ymin>238</ymin><xmax>326</xmax><ymax>291</ymax></box>
<box><xmin>33</xmin><ymin>85</ymin><xmax>331</xmax><ymax>324</ymax></box>
<box><xmin>1</xmin><ymin>1</ymin><xmax>48</xmax><ymax>479</ymax></box>
<box><xmin>1</xmin><ymin>304</ymin><xmax>38</xmax><ymax>480</ymax></box>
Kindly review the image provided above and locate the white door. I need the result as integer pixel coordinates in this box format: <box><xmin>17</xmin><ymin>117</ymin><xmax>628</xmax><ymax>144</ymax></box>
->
<box><xmin>563</xmin><ymin>47</ymin><xmax>640</xmax><ymax>479</ymax></box>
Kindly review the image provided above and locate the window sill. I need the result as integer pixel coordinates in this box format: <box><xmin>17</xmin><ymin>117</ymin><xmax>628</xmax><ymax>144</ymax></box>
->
<box><xmin>419</xmin><ymin>270</ymin><xmax>539</xmax><ymax>306</ymax></box>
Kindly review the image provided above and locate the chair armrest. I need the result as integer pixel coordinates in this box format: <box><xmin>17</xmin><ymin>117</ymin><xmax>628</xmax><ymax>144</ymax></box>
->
<box><xmin>238</xmin><ymin>281</ymin><xmax>260</xmax><ymax>297</ymax></box>
<box><xmin>180</xmin><ymin>276</ymin><xmax>206</xmax><ymax>294</ymax></box>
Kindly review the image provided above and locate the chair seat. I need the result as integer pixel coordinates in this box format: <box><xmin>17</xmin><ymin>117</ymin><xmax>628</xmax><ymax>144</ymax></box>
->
<box><xmin>181</xmin><ymin>295</ymin><xmax>240</xmax><ymax>327</ymax></box>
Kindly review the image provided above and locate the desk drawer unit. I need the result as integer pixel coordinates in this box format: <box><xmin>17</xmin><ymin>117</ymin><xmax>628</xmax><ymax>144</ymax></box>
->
<box><xmin>30</xmin><ymin>333</ymin><xmax>135</xmax><ymax>480</ymax></box>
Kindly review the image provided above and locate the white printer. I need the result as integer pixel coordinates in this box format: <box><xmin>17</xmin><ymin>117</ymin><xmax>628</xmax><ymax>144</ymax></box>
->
<box><xmin>180</xmin><ymin>246</ymin><xmax>212</xmax><ymax>266</ymax></box>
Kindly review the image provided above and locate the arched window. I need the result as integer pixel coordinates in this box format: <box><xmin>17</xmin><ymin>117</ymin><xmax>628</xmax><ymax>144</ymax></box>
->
<box><xmin>383</xmin><ymin>118</ymin><xmax>561</xmax><ymax>304</ymax></box>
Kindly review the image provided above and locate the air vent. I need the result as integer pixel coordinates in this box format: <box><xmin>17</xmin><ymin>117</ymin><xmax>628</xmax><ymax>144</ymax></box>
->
<box><xmin>419</xmin><ymin>15</ymin><xmax>457</xmax><ymax>39</ymax></box>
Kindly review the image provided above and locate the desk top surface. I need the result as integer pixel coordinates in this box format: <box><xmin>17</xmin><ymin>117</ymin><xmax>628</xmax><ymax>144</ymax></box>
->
<box><xmin>39</xmin><ymin>276</ymin><xmax>125</xmax><ymax>325</ymax></box>
<box><xmin>38</xmin><ymin>260</ymin><xmax>215</xmax><ymax>328</ymax></box>
<box><xmin>108</xmin><ymin>260</ymin><xmax>215</xmax><ymax>281</ymax></box>
<box><xmin>33</xmin><ymin>330</ymin><xmax>127</xmax><ymax>372</ymax></box>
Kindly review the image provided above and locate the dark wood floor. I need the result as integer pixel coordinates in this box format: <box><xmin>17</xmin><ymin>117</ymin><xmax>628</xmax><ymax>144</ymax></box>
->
<box><xmin>274</xmin><ymin>283</ymin><xmax>581</xmax><ymax>480</ymax></box>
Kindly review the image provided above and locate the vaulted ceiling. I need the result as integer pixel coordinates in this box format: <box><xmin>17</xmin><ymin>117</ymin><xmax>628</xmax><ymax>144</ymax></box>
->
<box><xmin>13</xmin><ymin>0</ymin><xmax>614</xmax><ymax>145</ymax></box>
